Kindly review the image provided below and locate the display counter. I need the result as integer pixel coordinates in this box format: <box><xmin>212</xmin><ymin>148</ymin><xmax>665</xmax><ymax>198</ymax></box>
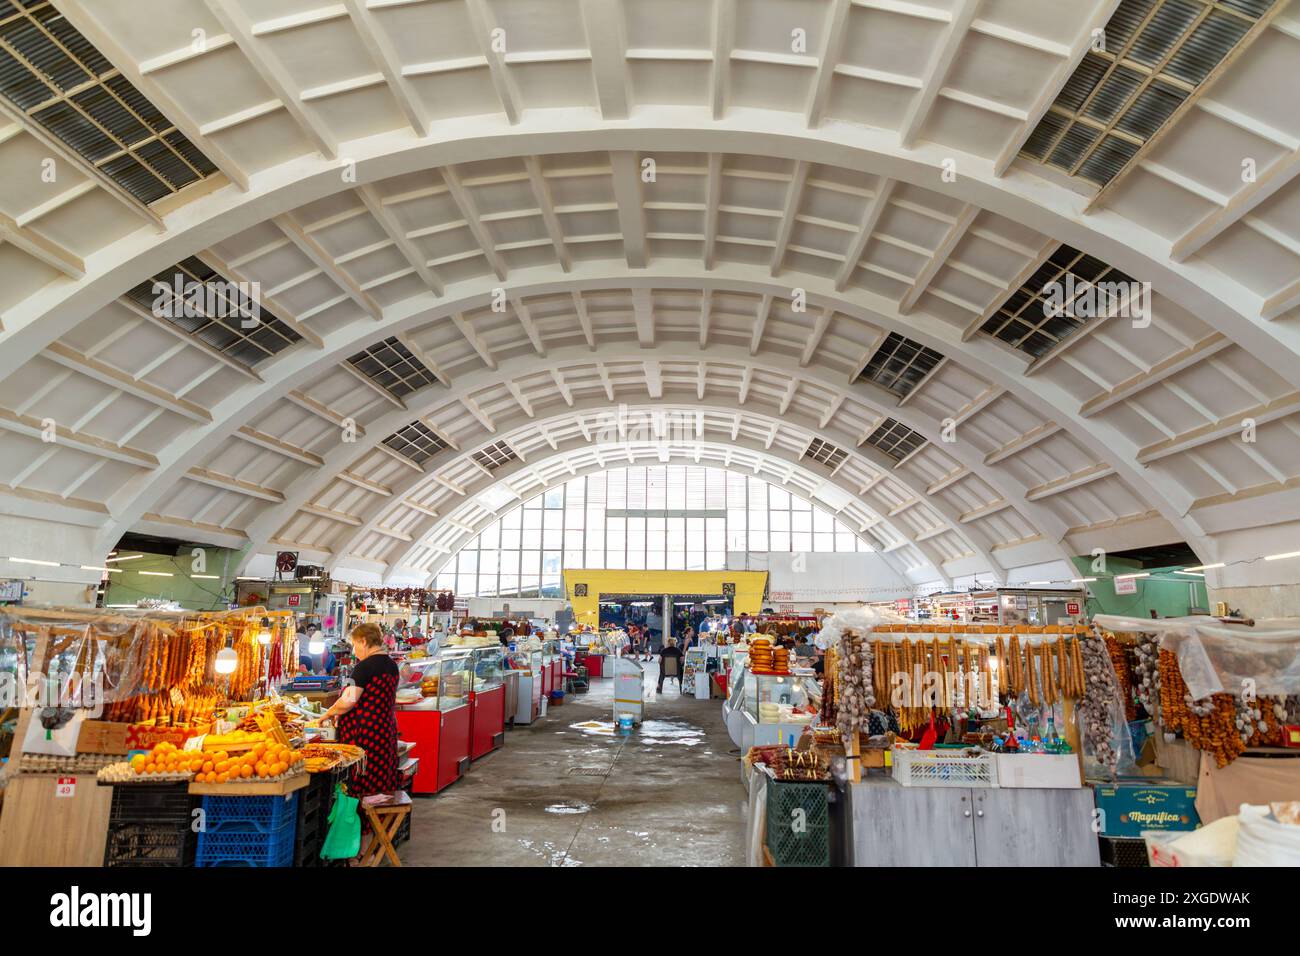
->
<box><xmin>724</xmin><ymin>663</ymin><xmax>820</xmax><ymax>752</ymax></box>
<box><xmin>396</xmin><ymin>650</ymin><xmax>473</xmax><ymax>794</ymax></box>
<box><xmin>510</xmin><ymin>648</ymin><xmax>543</xmax><ymax>725</ymax></box>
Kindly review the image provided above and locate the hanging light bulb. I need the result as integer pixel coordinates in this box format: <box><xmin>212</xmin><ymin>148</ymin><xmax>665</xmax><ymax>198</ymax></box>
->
<box><xmin>215</xmin><ymin>643</ymin><xmax>238</xmax><ymax>675</ymax></box>
<box><xmin>257</xmin><ymin>616</ymin><xmax>273</xmax><ymax>645</ymax></box>
<box><xmin>308</xmin><ymin>629</ymin><xmax>325</xmax><ymax>654</ymax></box>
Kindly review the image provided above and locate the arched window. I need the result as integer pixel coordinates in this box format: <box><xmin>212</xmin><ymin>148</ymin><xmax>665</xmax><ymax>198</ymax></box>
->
<box><xmin>432</xmin><ymin>466</ymin><xmax>873</xmax><ymax>598</ymax></box>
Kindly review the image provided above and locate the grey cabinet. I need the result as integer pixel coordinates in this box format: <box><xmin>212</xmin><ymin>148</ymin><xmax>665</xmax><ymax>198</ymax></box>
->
<box><xmin>845</xmin><ymin>779</ymin><xmax>1099</xmax><ymax>867</ymax></box>
<box><xmin>971</xmin><ymin>788</ymin><xmax>1100</xmax><ymax>866</ymax></box>
<box><xmin>847</xmin><ymin>781</ymin><xmax>977</xmax><ymax>866</ymax></box>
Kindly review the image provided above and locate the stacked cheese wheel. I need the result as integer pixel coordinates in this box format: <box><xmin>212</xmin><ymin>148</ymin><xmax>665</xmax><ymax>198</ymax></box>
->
<box><xmin>749</xmin><ymin>637</ymin><xmax>775</xmax><ymax>671</ymax></box>
<box><xmin>773</xmin><ymin>645</ymin><xmax>790</xmax><ymax>673</ymax></box>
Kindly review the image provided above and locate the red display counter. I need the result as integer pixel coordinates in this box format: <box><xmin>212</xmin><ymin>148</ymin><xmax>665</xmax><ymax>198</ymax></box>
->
<box><xmin>540</xmin><ymin>658</ymin><xmax>552</xmax><ymax>697</ymax></box>
<box><xmin>395</xmin><ymin>700</ymin><xmax>471</xmax><ymax>794</ymax></box>
<box><xmin>550</xmin><ymin>658</ymin><xmax>562</xmax><ymax>690</ymax></box>
<box><xmin>585</xmin><ymin>653</ymin><xmax>605</xmax><ymax>677</ymax></box>
<box><xmin>469</xmin><ymin>683</ymin><xmax>506</xmax><ymax>760</ymax></box>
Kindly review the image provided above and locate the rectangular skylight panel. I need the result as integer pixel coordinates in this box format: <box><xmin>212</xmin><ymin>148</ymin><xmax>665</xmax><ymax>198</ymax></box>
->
<box><xmin>472</xmin><ymin>441</ymin><xmax>519</xmax><ymax>472</ymax></box>
<box><xmin>804</xmin><ymin>438</ymin><xmax>848</xmax><ymax>469</ymax></box>
<box><xmin>124</xmin><ymin>257</ymin><xmax>301</xmax><ymax>366</ymax></box>
<box><xmin>1019</xmin><ymin>0</ymin><xmax>1277</xmax><ymax>187</ymax></box>
<box><xmin>0</xmin><ymin>2</ymin><xmax>217</xmax><ymax>204</ymax></box>
<box><xmin>382</xmin><ymin>421</ymin><xmax>449</xmax><ymax>467</ymax></box>
<box><xmin>979</xmin><ymin>244</ymin><xmax>1138</xmax><ymax>358</ymax></box>
<box><xmin>347</xmin><ymin>337</ymin><xmax>440</xmax><ymax>400</ymax></box>
<box><xmin>860</xmin><ymin>332</ymin><xmax>945</xmax><ymax>398</ymax></box>
<box><xmin>862</xmin><ymin>418</ymin><xmax>926</xmax><ymax>462</ymax></box>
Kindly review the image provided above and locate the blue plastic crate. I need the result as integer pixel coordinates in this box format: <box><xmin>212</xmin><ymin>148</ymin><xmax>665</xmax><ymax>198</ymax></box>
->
<box><xmin>201</xmin><ymin>792</ymin><xmax>300</xmax><ymax>835</ymax></box>
<box><xmin>196</xmin><ymin>819</ymin><xmax>296</xmax><ymax>867</ymax></box>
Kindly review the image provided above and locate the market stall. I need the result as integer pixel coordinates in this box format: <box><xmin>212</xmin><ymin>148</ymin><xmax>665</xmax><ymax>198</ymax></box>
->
<box><xmin>0</xmin><ymin>602</ymin><xmax>399</xmax><ymax>867</ymax></box>
<box><xmin>1092</xmin><ymin>614</ymin><xmax>1300</xmax><ymax>861</ymax></box>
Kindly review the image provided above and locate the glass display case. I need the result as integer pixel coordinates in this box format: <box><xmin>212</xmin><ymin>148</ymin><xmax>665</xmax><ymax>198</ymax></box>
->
<box><xmin>469</xmin><ymin>645</ymin><xmax>505</xmax><ymax>693</ymax></box>
<box><xmin>400</xmin><ymin>649</ymin><xmax>472</xmax><ymax>711</ymax></box>
<box><xmin>508</xmin><ymin>647</ymin><xmax>542</xmax><ymax>678</ymax></box>
<box><xmin>743</xmin><ymin>670</ymin><xmax>821</xmax><ymax>725</ymax></box>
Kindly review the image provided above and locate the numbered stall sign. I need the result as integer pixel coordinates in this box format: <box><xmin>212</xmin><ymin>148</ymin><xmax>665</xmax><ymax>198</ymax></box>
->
<box><xmin>55</xmin><ymin>777</ymin><xmax>76</xmax><ymax>798</ymax></box>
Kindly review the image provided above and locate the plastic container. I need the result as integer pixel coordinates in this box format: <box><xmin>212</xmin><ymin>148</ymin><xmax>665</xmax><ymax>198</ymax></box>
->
<box><xmin>892</xmin><ymin>748</ymin><xmax>997</xmax><ymax>788</ymax></box>
<box><xmin>617</xmin><ymin>713</ymin><xmax>634</xmax><ymax>733</ymax></box>
<box><xmin>105</xmin><ymin>822</ymin><xmax>197</xmax><ymax>867</ymax></box>
<box><xmin>764</xmin><ymin>779</ymin><xmax>830</xmax><ymax>867</ymax></box>
<box><xmin>104</xmin><ymin>782</ymin><xmax>198</xmax><ymax>868</ymax></box>
<box><xmin>196</xmin><ymin>823</ymin><xmax>296</xmax><ymax>867</ymax></box>
<box><xmin>201</xmin><ymin>792</ymin><xmax>300</xmax><ymax>835</ymax></box>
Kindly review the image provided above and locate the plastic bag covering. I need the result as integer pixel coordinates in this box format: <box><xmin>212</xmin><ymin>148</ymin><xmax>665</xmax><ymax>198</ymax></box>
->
<box><xmin>814</xmin><ymin>604</ymin><xmax>904</xmax><ymax>650</ymax></box>
<box><xmin>0</xmin><ymin>608</ymin><xmax>150</xmax><ymax>715</ymax></box>
<box><xmin>1093</xmin><ymin>615</ymin><xmax>1300</xmax><ymax>700</ymax></box>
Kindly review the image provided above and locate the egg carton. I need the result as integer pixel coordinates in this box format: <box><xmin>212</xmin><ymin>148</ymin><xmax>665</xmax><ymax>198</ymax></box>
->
<box><xmin>17</xmin><ymin>753</ymin><xmax>118</xmax><ymax>775</ymax></box>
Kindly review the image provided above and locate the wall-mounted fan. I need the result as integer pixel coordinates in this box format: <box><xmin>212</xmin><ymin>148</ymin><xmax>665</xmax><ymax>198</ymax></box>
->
<box><xmin>275</xmin><ymin>551</ymin><xmax>299</xmax><ymax>575</ymax></box>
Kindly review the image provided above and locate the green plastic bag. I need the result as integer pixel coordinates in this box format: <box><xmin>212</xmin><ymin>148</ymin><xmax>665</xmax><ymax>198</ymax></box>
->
<box><xmin>320</xmin><ymin>783</ymin><xmax>361</xmax><ymax>861</ymax></box>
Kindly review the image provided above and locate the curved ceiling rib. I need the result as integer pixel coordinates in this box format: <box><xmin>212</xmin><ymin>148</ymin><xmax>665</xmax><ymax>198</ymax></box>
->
<box><xmin>2</xmin><ymin>0</ymin><xmax>1297</xmax><ymax>593</ymax></box>
<box><xmin>3</xmin><ymin>121</ymin><xmax>1296</xmax><ymax>384</ymax></box>
<box><xmin>308</xmin><ymin>402</ymin><xmax>1006</xmax><ymax>587</ymax></box>
<box><xmin>94</xmin><ymin>265</ymin><xmax>1194</xmax><ymax>564</ymax></box>
<box><xmin>380</xmin><ymin>440</ymin><xmax>945</xmax><ymax>587</ymax></box>
<box><xmin>397</xmin><ymin>446</ymin><xmax>983</xmax><ymax>590</ymax></box>
<box><xmin>237</xmin><ymin>344</ymin><xmax>1071</xmax><ymax>581</ymax></box>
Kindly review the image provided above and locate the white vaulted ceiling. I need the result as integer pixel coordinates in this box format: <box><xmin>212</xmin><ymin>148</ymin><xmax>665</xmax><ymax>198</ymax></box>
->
<box><xmin>1</xmin><ymin>0</ymin><xmax>1299</xmax><ymax>592</ymax></box>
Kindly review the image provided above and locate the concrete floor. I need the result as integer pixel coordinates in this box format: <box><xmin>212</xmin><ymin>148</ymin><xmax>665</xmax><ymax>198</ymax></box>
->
<box><xmin>400</xmin><ymin>670</ymin><xmax>749</xmax><ymax>866</ymax></box>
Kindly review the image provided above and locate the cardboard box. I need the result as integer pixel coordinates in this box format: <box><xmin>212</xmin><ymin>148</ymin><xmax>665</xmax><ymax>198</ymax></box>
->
<box><xmin>1092</xmin><ymin>778</ymin><xmax>1199</xmax><ymax>838</ymax></box>
<box><xmin>995</xmin><ymin>753</ymin><xmax>1082</xmax><ymax>788</ymax></box>
<box><xmin>75</xmin><ymin>720</ymin><xmax>130</xmax><ymax>755</ymax></box>
<box><xmin>123</xmin><ymin>723</ymin><xmax>199</xmax><ymax>753</ymax></box>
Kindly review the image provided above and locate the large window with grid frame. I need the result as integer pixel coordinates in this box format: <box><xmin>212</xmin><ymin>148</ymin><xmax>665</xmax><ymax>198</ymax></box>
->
<box><xmin>433</xmin><ymin>466</ymin><xmax>872</xmax><ymax>598</ymax></box>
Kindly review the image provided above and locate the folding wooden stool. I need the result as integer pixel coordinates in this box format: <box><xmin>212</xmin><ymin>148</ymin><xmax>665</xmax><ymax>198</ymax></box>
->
<box><xmin>359</xmin><ymin>791</ymin><xmax>412</xmax><ymax>867</ymax></box>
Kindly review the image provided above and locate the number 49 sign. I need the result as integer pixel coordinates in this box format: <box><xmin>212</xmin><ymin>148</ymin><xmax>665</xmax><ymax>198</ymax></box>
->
<box><xmin>55</xmin><ymin>777</ymin><xmax>76</xmax><ymax>798</ymax></box>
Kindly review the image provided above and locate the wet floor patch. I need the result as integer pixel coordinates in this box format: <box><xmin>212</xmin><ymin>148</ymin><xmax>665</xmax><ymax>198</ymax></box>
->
<box><xmin>544</xmin><ymin>802</ymin><xmax>591</xmax><ymax>815</ymax></box>
<box><xmin>635</xmin><ymin>718</ymin><xmax>705</xmax><ymax>745</ymax></box>
<box><xmin>571</xmin><ymin>720</ymin><xmax>616</xmax><ymax>736</ymax></box>
<box><xmin>516</xmin><ymin>838</ymin><xmax>580</xmax><ymax>866</ymax></box>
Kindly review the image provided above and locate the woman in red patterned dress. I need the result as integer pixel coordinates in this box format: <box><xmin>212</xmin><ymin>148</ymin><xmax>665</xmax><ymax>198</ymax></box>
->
<box><xmin>322</xmin><ymin>623</ymin><xmax>400</xmax><ymax>798</ymax></box>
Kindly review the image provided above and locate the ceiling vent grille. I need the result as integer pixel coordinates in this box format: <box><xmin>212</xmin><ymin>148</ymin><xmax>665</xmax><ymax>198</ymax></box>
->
<box><xmin>862</xmin><ymin>418</ymin><xmax>926</xmax><ymax>463</ymax></box>
<box><xmin>347</xmin><ymin>337</ymin><xmax>440</xmax><ymax>399</ymax></box>
<box><xmin>123</xmin><ymin>257</ymin><xmax>301</xmax><ymax>366</ymax></box>
<box><xmin>472</xmin><ymin>440</ymin><xmax>519</xmax><ymax>472</ymax></box>
<box><xmin>1020</xmin><ymin>0</ymin><xmax>1276</xmax><ymax>186</ymax></box>
<box><xmin>804</xmin><ymin>438</ymin><xmax>848</xmax><ymax>470</ymax></box>
<box><xmin>859</xmin><ymin>332</ymin><xmax>945</xmax><ymax>398</ymax></box>
<box><xmin>0</xmin><ymin>1</ymin><xmax>218</xmax><ymax>204</ymax></box>
<box><xmin>979</xmin><ymin>244</ymin><xmax>1137</xmax><ymax>358</ymax></box>
<box><xmin>382</xmin><ymin>421</ymin><xmax>449</xmax><ymax>467</ymax></box>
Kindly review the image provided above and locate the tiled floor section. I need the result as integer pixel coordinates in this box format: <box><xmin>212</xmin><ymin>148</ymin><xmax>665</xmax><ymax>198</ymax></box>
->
<box><xmin>400</xmin><ymin>672</ymin><xmax>749</xmax><ymax>866</ymax></box>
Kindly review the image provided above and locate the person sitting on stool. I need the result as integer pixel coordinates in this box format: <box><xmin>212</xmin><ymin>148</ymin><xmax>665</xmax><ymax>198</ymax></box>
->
<box><xmin>657</xmin><ymin>636</ymin><xmax>684</xmax><ymax>694</ymax></box>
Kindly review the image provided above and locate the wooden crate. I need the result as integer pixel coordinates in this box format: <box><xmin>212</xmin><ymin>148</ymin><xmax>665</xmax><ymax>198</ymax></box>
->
<box><xmin>188</xmin><ymin>771</ymin><xmax>309</xmax><ymax>797</ymax></box>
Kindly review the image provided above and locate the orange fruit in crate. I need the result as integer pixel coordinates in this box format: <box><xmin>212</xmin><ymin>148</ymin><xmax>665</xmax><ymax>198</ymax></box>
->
<box><xmin>202</xmin><ymin>761</ymin><xmax>214</xmax><ymax>774</ymax></box>
<box><xmin>205</xmin><ymin>772</ymin><xmax>217</xmax><ymax>784</ymax></box>
<box><xmin>216</xmin><ymin>773</ymin><xmax>229</xmax><ymax>784</ymax></box>
<box><xmin>240</xmin><ymin>765</ymin><xmax>252</xmax><ymax>779</ymax></box>
<box><xmin>255</xmin><ymin>763</ymin><xmax>269</xmax><ymax>778</ymax></box>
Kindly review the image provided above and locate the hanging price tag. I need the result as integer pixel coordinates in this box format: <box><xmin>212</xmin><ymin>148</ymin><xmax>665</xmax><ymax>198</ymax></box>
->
<box><xmin>55</xmin><ymin>777</ymin><xmax>76</xmax><ymax>798</ymax></box>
